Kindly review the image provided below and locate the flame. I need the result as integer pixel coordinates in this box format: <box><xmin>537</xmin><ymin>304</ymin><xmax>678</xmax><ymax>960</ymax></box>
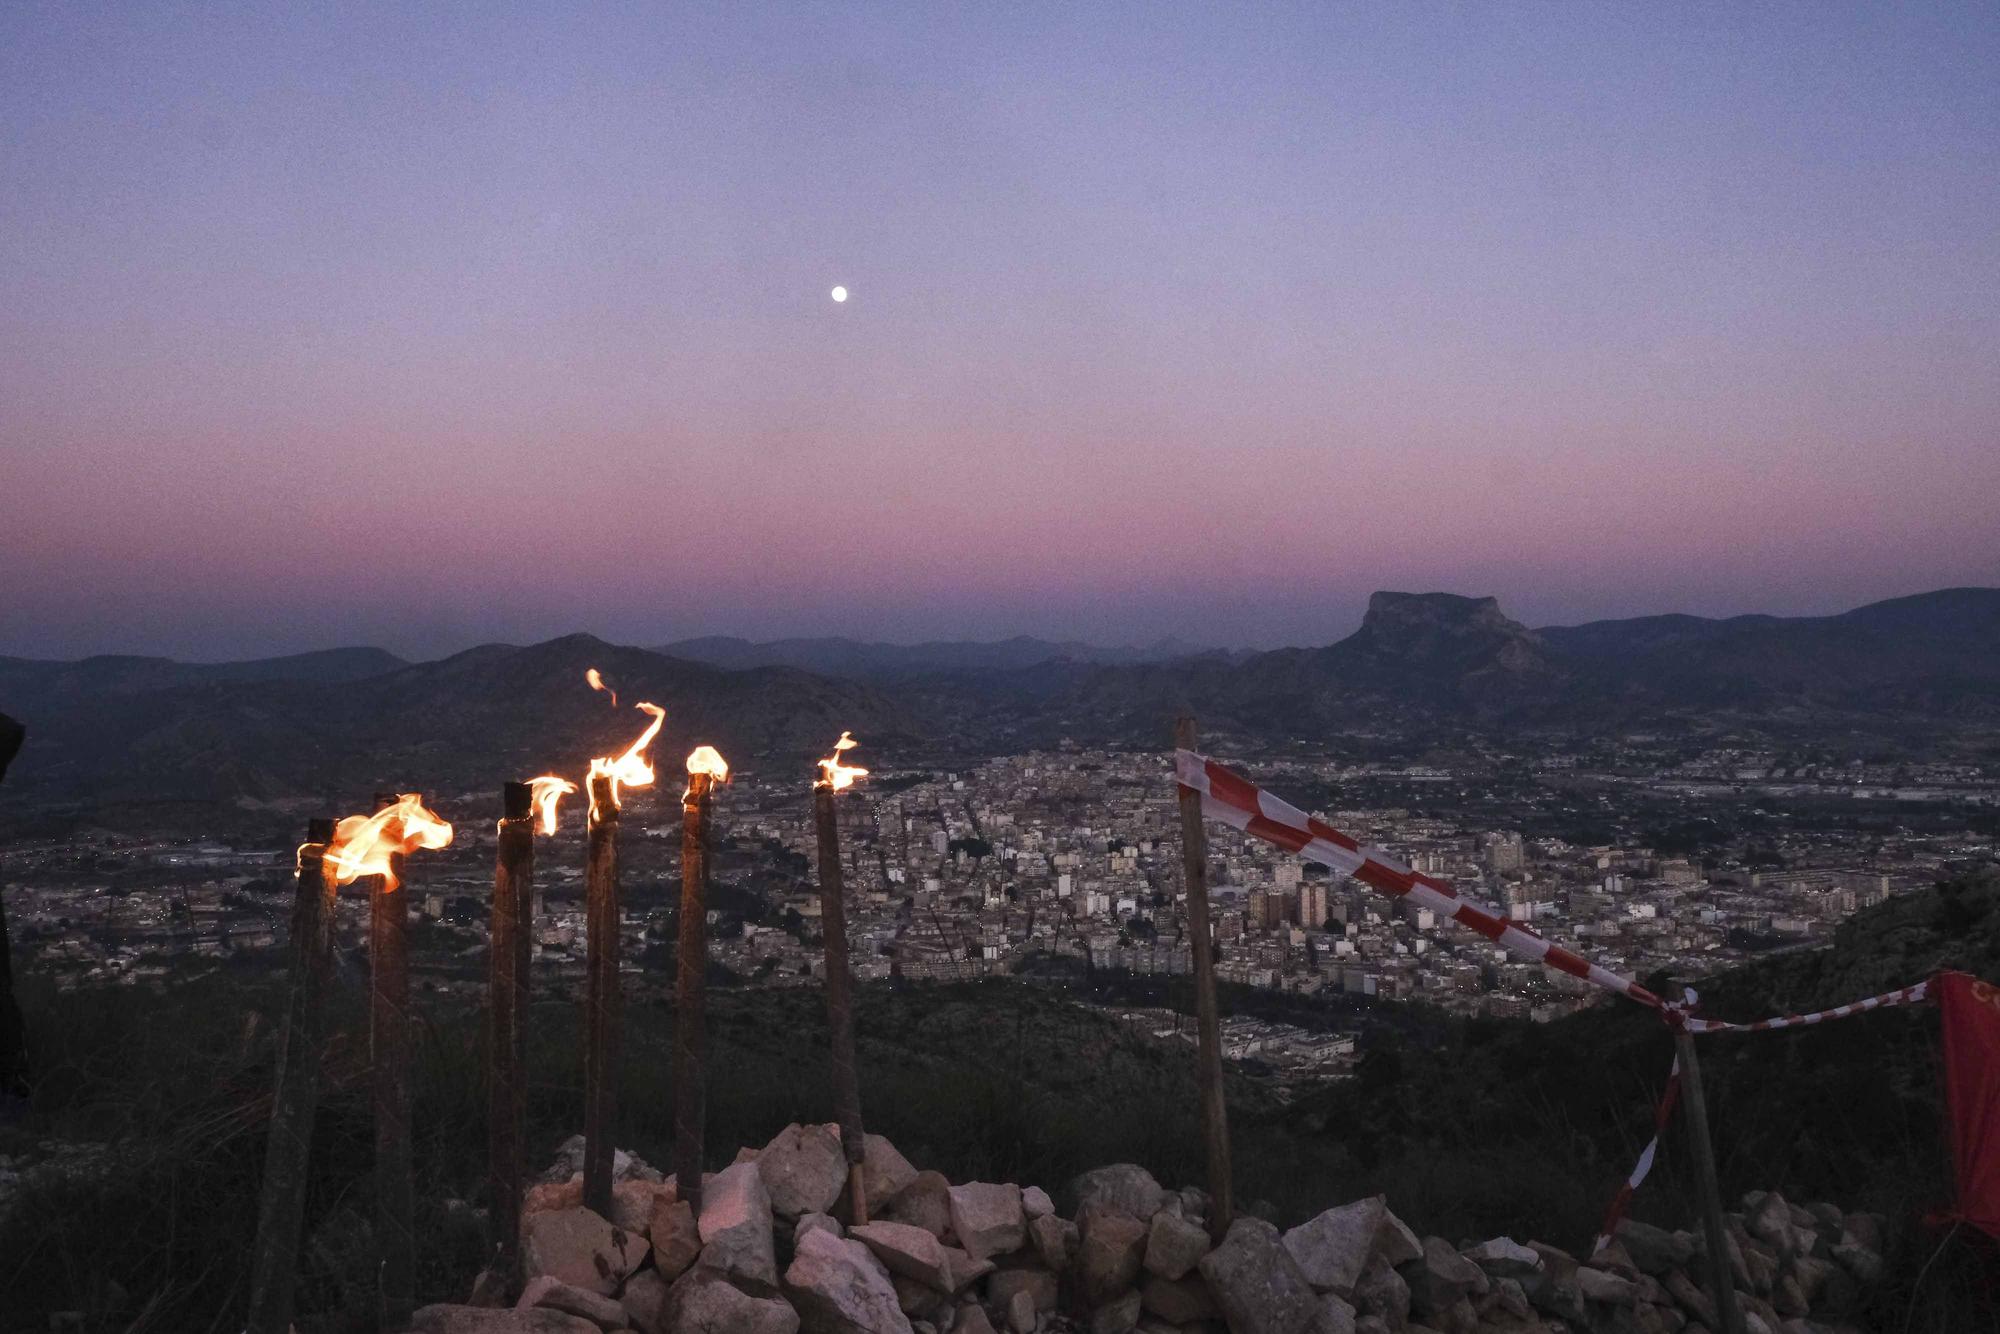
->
<box><xmin>324</xmin><ymin>793</ymin><xmax>454</xmax><ymax>892</ymax></box>
<box><xmin>816</xmin><ymin>731</ymin><xmax>869</xmax><ymax>792</ymax></box>
<box><xmin>528</xmin><ymin>775</ymin><xmax>578</xmax><ymax>836</ymax></box>
<box><xmin>586</xmin><ymin>667</ymin><xmax>617</xmax><ymax>707</ymax></box>
<box><xmin>588</xmin><ymin>702</ymin><xmax>665</xmax><ymax>820</ymax></box>
<box><xmin>684</xmin><ymin>745</ymin><xmax>730</xmax><ymax>797</ymax></box>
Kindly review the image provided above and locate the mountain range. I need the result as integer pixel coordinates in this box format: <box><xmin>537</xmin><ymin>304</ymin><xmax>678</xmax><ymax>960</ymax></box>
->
<box><xmin>1</xmin><ymin>587</ymin><xmax>1996</xmax><ymax>812</ymax></box>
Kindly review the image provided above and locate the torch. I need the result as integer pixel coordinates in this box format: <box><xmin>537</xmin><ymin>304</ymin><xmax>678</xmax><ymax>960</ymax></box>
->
<box><xmin>675</xmin><ymin>744</ymin><xmax>729</xmax><ymax>1216</ymax></box>
<box><xmin>246</xmin><ymin>816</ymin><xmax>338</xmax><ymax>1334</ymax></box>
<box><xmin>490</xmin><ymin>777</ymin><xmax>573</xmax><ymax>1277</ymax></box>
<box><xmin>582</xmin><ymin>702</ymin><xmax>664</xmax><ymax>1214</ymax></box>
<box><xmin>813</xmin><ymin>732</ymin><xmax>871</xmax><ymax>1221</ymax></box>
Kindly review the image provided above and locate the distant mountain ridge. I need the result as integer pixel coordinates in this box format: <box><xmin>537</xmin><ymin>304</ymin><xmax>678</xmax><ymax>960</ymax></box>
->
<box><xmin>652</xmin><ymin>633</ymin><xmax>1225</xmax><ymax>679</ymax></box>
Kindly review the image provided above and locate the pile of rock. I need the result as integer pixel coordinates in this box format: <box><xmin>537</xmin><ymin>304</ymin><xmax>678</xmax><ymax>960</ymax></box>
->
<box><xmin>408</xmin><ymin>1129</ymin><xmax>1884</xmax><ymax>1334</ymax></box>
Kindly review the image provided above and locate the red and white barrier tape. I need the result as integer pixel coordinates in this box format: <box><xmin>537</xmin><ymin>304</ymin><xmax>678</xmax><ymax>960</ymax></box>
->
<box><xmin>1592</xmin><ymin>1054</ymin><xmax>1682</xmax><ymax>1256</ymax></box>
<box><xmin>1679</xmin><ymin>979</ymin><xmax>1932</xmax><ymax>1033</ymax></box>
<box><xmin>1175</xmin><ymin>749</ymin><xmax>1666</xmax><ymax>1012</ymax></box>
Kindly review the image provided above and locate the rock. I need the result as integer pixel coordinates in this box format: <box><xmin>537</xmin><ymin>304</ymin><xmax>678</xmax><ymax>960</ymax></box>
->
<box><xmin>887</xmin><ymin>1171</ymin><xmax>956</xmax><ymax>1240</ymax></box>
<box><xmin>1804</xmin><ymin>1201</ymin><xmax>1843</xmax><ymax>1235</ymax></box>
<box><xmin>1476</xmin><ymin>1277</ymin><xmax>1534</xmax><ymax>1325</ymax></box>
<box><xmin>1069</xmin><ymin>1164</ymin><xmax>1170</xmax><ymax>1223</ymax></box>
<box><xmin>619</xmin><ymin>1270</ymin><xmax>669</xmax><ymax>1334</ymax></box>
<box><xmin>1283</xmin><ymin>1197</ymin><xmax>1391</xmax><ymax>1296</ymax></box>
<box><xmin>1022</xmin><ymin>1185</ymin><xmax>1055</xmax><ymax>1219</ymax></box>
<box><xmin>412</xmin><ymin>1306</ymin><xmax>598</xmax><ymax>1333</ymax></box>
<box><xmin>1830</xmin><ymin>1241</ymin><xmax>1882</xmax><ymax>1284</ymax></box>
<box><xmin>987</xmin><ymin>1267</ymin><xmax>1059</xmax><ymax>1313</ymax></box>
<box><xmin>760</xmin><ymin>1123</ymin><xmax>851</xmax><ymax>1219</ymax></box>
<box><xmin>1141</xmin><ymin>1272</ymin><xmax>1217</xmax><ymax>1323</ymax></box>
<box><xmin>1840</xmin><ymin>1212</ymin><xmax>1884</xmax><ymax>1253</ymax></box>
<box><xmin>1615</xmin><ymin>1220</ymin><xmax>1695</xmax><ymax>1276</ymax></box>
<box><xmin>785</xmin><ymin>1226</ymin><xmax>914</xmax><ymax>1334</ymax></box>
<box><xmin>607</xmin><ymin>1179</ymin><xmax>659</xmax><ymax>1238</ymax></box>
<box><xmin>1090</xmin><ymin>1289</ymin><xmax>1143</xmax><ymax>1334</ymax></box>
<box><xmin>525</xmin><ymin>1176</ymin><xmax>587</xmax><ymax>1218</ymax></box>
<box><xmin>1591</xmin><ymin>1238</ymin><xmax>1642</xmax><ymax>1281</ymax></box>
<box><xmin>944</xmin><ymin>1244</ymin><xmax>995</xmax><ymax>1293</ymax></box>
<box><xmin>517</xmin><ymin>1275</ymin><xmax>629</xmax><ymax>1328</ymax></box>
<box><xmin>648</xmin><ymin>1198</ymin><xmax>701</xmax><ymax>1282</ymax></box>
<box><xmin>1310</xmin><ymin>1292</ymin><xmax>1358</xmax><ymax>1334</ymax></box>
<box><xmin>1399</xmin><ymin>1237</ymin><xmax>1488</xmax><ymax>1317</ymax></box>
<box><xmin>1661</xmin><ymin>1269</ymin><xmax>1714</xmax><ymax>1327</ymax></box>
<box><xmin>1577</xmin><ymin>1266</ymin><xmax>1639</xmax><ymax>1305</ymax></box>
<box><xmin>1376</xmin><ymin>1204</ymin><xmax>1424</xmax><ymax>1267</ymax></box>
<box><xmin>468</xmin><ymin>1266</ymin><xmax>510</xmax><ymax>1308</ymax></box>
<box><xmin>893</xmin><ymin>1273</ymin><xmax>948</xmax><ymax>1321</ymax></box>
<box><xmin>948</xmin><ymin>1182</ymin><xmax>1025</xmax><ymax>1260</ymax></box>
<box><xmin>666</xmin><ymin>1266</ymin><xmax>802</xmax><ymax>1334</ymax></box>
<box><xmin>952</xmin><ymin>1307</ymin><xmax>997</xmax><ymax>1334</ymax></box>
<box><xmin>1144</xmin><ymin>1209</ymin><xmax>1211</xmax><ymax>1281</ymax></box>
<box><xmin>521</xmin><ymin>1208</ymin><xmax>649</xmax><ymax>1297</ymax></box>
<box><xmin>1005</xmin><ymin>1289</ymin><xmax>1037</xmax><ymax>1334</ymax></box>
<box><xmin>1198</xmin><ymin>1217</ymin><xmax>1319</xmax><ymax>1334</ymax></box>
<box><xmin>797</xmin><ymin>1212</ymin><xmax>845</xmax><ymax>1246</ymax></box>
<box><xmin>1772</xmin><ymin>1270</ymin><xmax>1809</xmax><ymax>1318</ymax></box>
<box><xmin>698</xmin><ymin>1161</ymin><xmax>779</xmax><ymax>1290</ymax></box>
<box><xmin>1079</xmin><ymin>1203</ymin><xmax>1149</xmax><ymax>1306</ymax></box>
<box><xmin>1352</xmin><ymin>1253</ymin><xmax>1410</xmax><ymax>1326</ymax></box>
<box><xmin>1520</xmin><ymin>1244</ymin><xmax>1584</xmax><ymax>1327</ymax></box>
<box><xmin>1461</xmin><ymin>1238</ymin><xmax>1541</xmax><ymax>1282</ymax></box>
<box><xmin>1745</xmin><ymin>1192</ymin><xmax>1810</xmax><ymax>1260</ymax></box>
<box><xmin>1029</xmin><ymin>1213</ymin><xmax>1076</xmax><ymax>1272</ymax></box>
<box><xmin>853</xmin><ymin>1220</ymin><xmax>957</xmax><ymax>1291</ymax></box>
<box><xmin>861</xmin><ymin>1134</ymin><xmax>921</xmax><ymax>1212</ymax></box>
<box><xmin>734</xmin><ymin>1146</ymin><xmax>763</xmax><ymax>1166</ymax></box>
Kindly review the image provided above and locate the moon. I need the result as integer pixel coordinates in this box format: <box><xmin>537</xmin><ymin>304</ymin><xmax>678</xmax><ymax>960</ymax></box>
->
<box><xmin>830</xmin><ymin>285</ymin><xmax>848</xmax><ymax>303</ymax></box>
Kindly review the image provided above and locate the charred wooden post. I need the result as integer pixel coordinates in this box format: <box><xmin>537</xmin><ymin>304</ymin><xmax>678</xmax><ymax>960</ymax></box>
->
<box><xmin>0</xmin><ymin>713</ymin><xmax>27</xmax><ymax>1105</ymax></box>
<box><xmin>245</xmin><ymin>817</ymin><xmax>338</xmax><ymax>1334</ymax></box>
<box><xmin>370</xmin><ymin>791</ymin><xmax>415</xmax><ymax>1328</ymax></box>
<box><xmin>1173</xmin><ymin>716</ymin><xmax>1234</xmax><ymax>1241</ymax></box>
<box><xmin>582</xmin><ymin>773</ymin><xmax>621</xmax><ymax>1215</ymax></box>
<box><xmin>813</xmin><ymin>784</ymin><xmax>868</xmax><ymax>1222</ymax></box>
<box><xmin>489</xmin><ymin>781</ymin><xmax>534</xmax><ymax>1279</ymax></box>
<box><xmin>1675</xmin><ymin>1029</ymin><xmax>1748</xmax><ymax>1334</ymax></box>
<box><xmin>674</xmin><ymin>770</ymin><xmax>715</xmax><ymax>1216</ymax></box>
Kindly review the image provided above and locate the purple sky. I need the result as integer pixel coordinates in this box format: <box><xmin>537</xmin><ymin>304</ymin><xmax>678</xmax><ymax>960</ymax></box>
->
<box><xmin>3</xmin><ymin>4</ymin><xmax>1996</xmax><ymax>660</ymax></box>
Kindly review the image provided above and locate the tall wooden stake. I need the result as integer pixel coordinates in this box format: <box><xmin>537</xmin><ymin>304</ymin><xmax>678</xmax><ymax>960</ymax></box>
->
<box><xmin>814</xmin><ymin>784</ymin><xmax>869</xmax><ymax>1222</ymax></box>
<box><xmin>674</xmin><ymin>771</ymin><xmax>713</xmax><ymax>1216</ymax></box>
<box><xmin>0</xmin><ymin>713</ymin><xmax>27</xmax><ymax>1105</ymax></box>
<box><xmin>1675</xmin><ymin>1029</ymin><xmax>1747</xmax><ymax>1334</ymax></box>
<box><xmin>370</xmin><ymin>791</ymin><xmax>414</xmax><ymax>1329</ymax></box>
<box><xmin>246</xmin><ymin>818</ymin><xmax>338</xmax><ymax>1334</ymax></box>
<box><xmin>1174</xmin><ymin>717</ymin><xmax>1234</xmax><ymax>1241</ymax></box>
<box><xmin>490</xmin><ymin>782</ymin><xmax>534</xmax><ymax>1280</ymax></box>
<box><xmin>583</xmin><ymin>774</ymin><xmax>621</xmax><ymax>1216</ymax></box>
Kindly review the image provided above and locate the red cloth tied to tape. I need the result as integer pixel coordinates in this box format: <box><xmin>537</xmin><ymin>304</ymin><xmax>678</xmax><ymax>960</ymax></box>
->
<box><xmin>1937</xmin><ymin>970</ymin><xmax>2000</xmax><ymax>1240</ymax></box>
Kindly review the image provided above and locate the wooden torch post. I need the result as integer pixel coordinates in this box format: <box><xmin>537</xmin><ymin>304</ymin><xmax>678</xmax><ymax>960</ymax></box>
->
<box><xmin>674</xmin><ymin>770</ymin><xmax>714</xmax><ymax>1216</ymax></box>
<box><xmin>370</xmin><ymin>791</ymin><xmax>415</xmax><ymax>1328</ymax></box>
<box><xmin>1675</xmin><ymin>1028</ymin><xmax>1748</xmax><ymax>1334</ymax></box>
<box><xmin>489</xmin><ymin>782</ymin><xmax>534</xmax><ymax>1279</ymax></box>
<box><xmin>814</xmin><ymin>783</ymin><xmax>868</xmax><ymax>1222</ymax></box>
<box><xmin>582</xmin><ymin>774</ymin><xmax>621</xmax><ymax>1216</ymax></box>
<box><xmin>1173</xmin><ymin>717</ymin><xmax>1234</xmax><ymax>1241</ymax></box>
<box><xmin>246</xmin><ymin>817</ymin><xmax>338</xmax><ymax>1334</ymax></box>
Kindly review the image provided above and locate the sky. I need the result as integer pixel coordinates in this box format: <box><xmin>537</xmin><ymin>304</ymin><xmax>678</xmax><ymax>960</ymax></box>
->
<box><xmin>3</xmin><ymin>3</ymin><xmax>1996</xmax><ymax>661</ymax></box>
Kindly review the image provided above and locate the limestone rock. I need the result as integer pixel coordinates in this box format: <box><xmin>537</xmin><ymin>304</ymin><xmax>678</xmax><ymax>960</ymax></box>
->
<box><xmin>411</xmin><ymin>1306</ymin><xmax>598</xmax><ymax>1333</ymax></box>
<box><xmin>1577</xmin><ymin>1266</ymin><xmax>1638</xmax><ymax>1305</ymax></box>
<box><xmin>853</xmin><ymin>1220</ymin><xmax>957</xmax><ymax>1291</ymax></box>
<box><xmin>1029</xmin><ymin>1213</ymin><xmax>1076</xmax><ymax>1272</ymax></box>
<box><xmin>648</xmin><ymin>1197</ymin><xmax>700</xmax><ymax>1282</ymax></box>
<box><xmin>760</xmin><ymin>1123</ymin><xmax>850</xmax><ymax>1219</ymax></box>
<box><xmin>952</xmin><ymin>1306</ymin><xmax>997</xmax><ymax>1334</ymax></box>
<box><xmin>944</xmin><ymin>1244</ymin><xmax>995</xmax><ymax>1293</ymax></box>
<box><xmin>887</xmin><ymin>1171</ymin><xmax>956</xmax><ymax>1240</ymax></box>
<box><xmin>1520</xmin><ymin>1244</ymin><xmax>1584</xmax><ymax>1325</ymax></box>
<box><xmin>1140</xmin><ymin>1272</ymin><xmax>1217</xmax><ymax>1323</ymax></box>
<box><xmin>785</xmin><ymin>1225</ymin><xmax>915</xmax><ymax>1334</ymax></box>
<box><xmin>1005</xmin><ymin>1289</ymin><xmax>1037</xmax><ymax>1334</ymax></box>
<box><xmin>1662</xmin><ymin>1268</ymin><xmax>1715</xmax><ymax>1327</ymax></box>
<box><xmin>1283</xmin><ymin>1196</ymin><xmax>1395</xmax><ymax>1296</ymax></box>
<box><xmin>1022</xmin><ymin>1185</ymin><xmax>1055</xmax><ymax>1219</ymax></box>
<box><xmin>619</xmin><ymin>1270</ymin><xmax>669</xmax><ymax>1334</ymax></box>
<box><xmin>1089</xmin><ymin>1289</ymin><xmax>1143</xmax><ymax>1334</ymax></box>
<box><xmin>521</xmin><ymin>1208</ymin><xmax>649</xmax><ymax>1297</ymax></box>
<box><xmin>1198</xmin><ymin>1217</ymin><xmax>1319</xmax><ymax>1334</ymax></box>
<box><xmin>524</xmin><ymin>1175</ymin><xmax>586</xmax><ymax>1219</ymax></box>
<box><xmin>1615</xmin><ymin>1220</ymin><xmax>1694</xmax><ymax>1276</ymax></box>
<box><xmin>1461</xmin><ymin>1237</ymin><xmax>1541</xmax><ymax>1281</ymax></box>
<box><xmin>608</xmin><ymin>1179</ymin><xmax>659</xmax><ymax>1238</ymax></box>
<box><xmin>698</xmin><ymin>1160</ymin><xmax>779</xmax><ymax>1290</ymax></box>
<box><xmin>1144</xmin><ymin>1209</ymin><xmax>1210</xmax><ymax>1281</ymax></box>
<box><xmin>666</xmin><ymin>1265</ymin><xmax>801</xmax><ymax>1334</ymax></box>
<box><xmin>1376</xmin><ymin>1203</ymin><xmax>1424</xmax><ymax>1267</ymax></box>
<box><xmin>1309</xmin><ymin>1292</ymin><xmax>1358</xmax><ymax>1334</ymax></box>
<box><xmin>1830</xmin><ymin>1241</ymin><xmax>1882</xmax><ymax>1284</ymax></box>
<box><xmin>1079</xmin><ymin>1202</ymin><xmax>1149</xmax><ymax>1306</ymax></box>
<box><xmin>894</xmin><ymin>1273</ymin><xmax>949</xmax><ymax>1321</ymax></box>
<box><xmin>797</xmin><ymin>1212</ymin><xmax>844</xmax><ymax>1246</ymax></box>
<box><xmin>517</xmin><ymin>1275</ymin><xmax>629</xmax><ymax>1328</ymax></box>
<box><xmin>1352</xmin><ymin>1253</ymin><xmax>1410</xmax><ymax>1326</ymax></box>
<box><xmin>862</xmin><ymin>1134</ymin><xmax>921</xmax><ymax>1213</ymax></box>
<box><xmin>1399</xmin><ymin>1236</ymin><xmax>1488</xmax><ymax>1318</ymax></box>
<box><xmin>948</xmin><ymin>1182</ymin><xmax>1025</xmax><ymax>1260</ymax></box>
<box><xmin>1069</xmin><ymin>1163</ymin><xmax>1170</xmax><ymax>1223</ymax></box>
<box><xmin>1745</xmin><ymin>1192</ymin><xmax>1810</xmax><ymax>1260</ymax></box>
<box><xmin>988</xmin><ymin>1265</ymin><xmax>1059</xmax><ymax>1313</ymax></box>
